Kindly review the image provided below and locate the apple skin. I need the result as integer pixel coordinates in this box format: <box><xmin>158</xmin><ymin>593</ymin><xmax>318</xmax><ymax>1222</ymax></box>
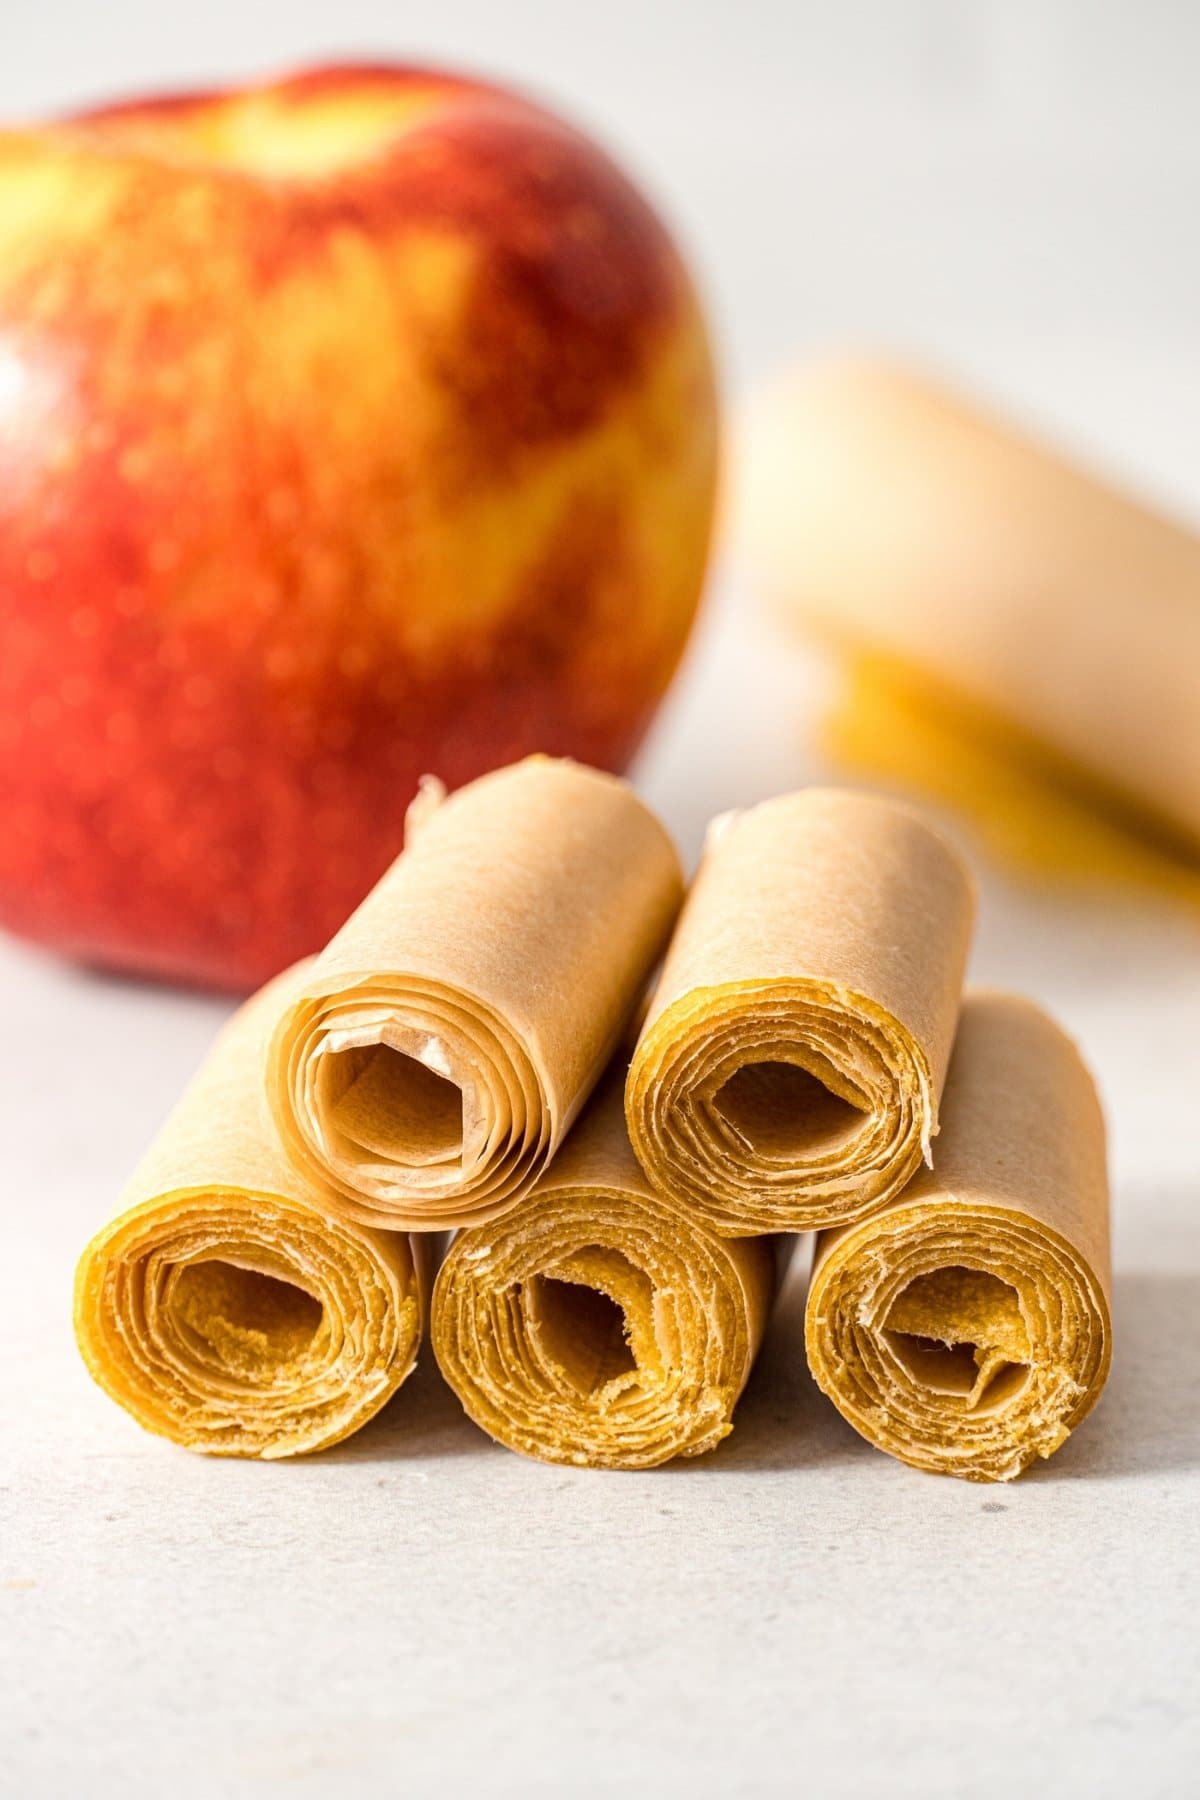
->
<box><xmin>0</xmin><ymin>64</ymin><xmax>718</xmax><ymax>990</ymax></box>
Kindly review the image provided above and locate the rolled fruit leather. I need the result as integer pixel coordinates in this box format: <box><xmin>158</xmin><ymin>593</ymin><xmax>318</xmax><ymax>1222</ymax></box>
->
<box><xmin>75</xmin><ymin>965</ymin><xmax>431</xmax><ymax>1459</ymax></box>
<box><xmin>267</xmin><ymin>756</ymin><xmax>684</xmax><ymax>1233</ymax></box>
<box><xmin>432</xmin><ymin>1062</ymin><xmax>777</xmax><ymax>1469</ymax></box>
<box><xmin>625</xmin><ymin>787</ymin><xmax>976</xmax><ymax>1235</ymax></box>
<box><xmin>805</xmin><ymin>990</ymin><xmax>1112</xmax><ymax>1482</ymax></box>
<box><xmin>739</xmin><ymin>355</ymin><xmax>1200</xmax><ymax>853</ymax></box>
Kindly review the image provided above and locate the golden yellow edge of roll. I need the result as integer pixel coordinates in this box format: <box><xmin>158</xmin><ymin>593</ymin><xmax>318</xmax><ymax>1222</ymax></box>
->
<box><xmin>432</xmin><ymin>1066</ymin><xmax>776</xmax><ymax>1469</ymax></box>
<box><xmin>73</xmin><ymin>967</ymin><xmax>429</xmax><ymax>1460</ymax></box>
<box><xmin>266</xmin><ymin>756</ymin><xmax>684</xmax><ymax>1234</ymax></box>
<box><xmin>625</xmin><ymin>787</ymin><xmax>976</xmax><ymax>1235</ymax></box>
<box><xmin>805</xmin><ymin>990</ymin><xmax>1113</xmax><ymax>1482</ymax></box>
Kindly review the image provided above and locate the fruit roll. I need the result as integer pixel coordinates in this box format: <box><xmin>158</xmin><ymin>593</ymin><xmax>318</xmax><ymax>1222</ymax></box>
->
<box><xmin>740</xmin><ymin>355</ymin><xmax>1200</xmax><ymax>849</ymax></box>
<box><xmin>75</xmin><ymin>969</ymin><xmax>430</xmax><ymax>1460</ymax></box>
<box><xmin>431</xmin><ymin>1065</ymin><xmax>777</xmax><ymax>1469</ymax></box>
<box><xmin>625</xmin><ymin>787</ymin><xmax>975</xmax><ymax>1235</ymax></box>
<box><xmin>267</xmin><ymin>757</ymin><xmax>683</xmax><ymax>1234</ymax></box>
<box><xmin>806</xmin><ymin>990</ymin><xmax>1112</xmax><ymax>1482</ymax></box>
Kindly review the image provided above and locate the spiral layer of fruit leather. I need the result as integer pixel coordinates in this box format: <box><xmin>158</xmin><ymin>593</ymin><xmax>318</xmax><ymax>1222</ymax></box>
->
<box><xmin>432</xmin><ymin>1066</ymin><xmax>776</xmax><ymax>1468</ymax></box>
<box><xmin>625</xmin><ymin>788</ymin><xmax>975</xmax><ymax>1235</ymax></box>
<box><xmin>267</xmin><ymin>758</ymin><xmax>682</xmax><ymax>1233</ymax></box>
<box><xmin>806</xmin><ymin>990</ymin><xmax>1112</xmax><ymax>1482</ymax></box>
<box><xmin>75</xmin><ymin>969</ymin><xmax>429</xmax><ymax>1459</ymax></box>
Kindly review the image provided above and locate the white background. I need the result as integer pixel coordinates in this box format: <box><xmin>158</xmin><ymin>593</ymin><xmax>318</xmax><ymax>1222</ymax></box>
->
<box><xmin>2</xmin><ymin>4</ymin><xmax>1198</xmax><ymax>1797</ymax></box>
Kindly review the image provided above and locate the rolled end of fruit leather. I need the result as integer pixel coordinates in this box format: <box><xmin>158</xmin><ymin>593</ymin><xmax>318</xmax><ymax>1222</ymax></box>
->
<box><xmin>806</xmin><ymin>990</ymin><xmax>1112</xmax><ymax>1482</ymax></box>
<box><xmin>74</xmin><ymin>967</ymin><xmax>430</xmax><ymax>1459</ymax></box>
<box><xmin>625</xmin><ymin>787</ymin><xmax>976</xmax><ymax>1234</ymax></box>
<box><xmin>267</xmin><ymin>757</ymin><xmax>683</xmax><ymax>1233</ymax></box>
<box><xmin>740</xmin><ymin>354</ymin><xmax>1200</xmax><ymax>846</ymax></box>
<box><xmin>431</xmin><ymin>1064</ymin><xmax>776</xmax><ymax>1469</ymax></box>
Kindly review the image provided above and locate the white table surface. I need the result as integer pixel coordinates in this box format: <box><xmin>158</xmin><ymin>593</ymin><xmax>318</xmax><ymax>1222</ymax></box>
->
<box><xmin>3</xmin><ymin>7</ymin><xmax>1200</xmax><ymax>1788</ymax></box>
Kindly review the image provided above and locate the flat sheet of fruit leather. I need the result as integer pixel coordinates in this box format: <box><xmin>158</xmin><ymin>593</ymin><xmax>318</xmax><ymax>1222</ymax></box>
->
<box><xmin>75</xmin><ymin>966</ymin><xmax>430</xmax><ymax>1460</ymax></box>
<box><xmin>806</xmin><ymin>990</ymin><xmax>1112</xmax><ymax>1483</ymax></box>
<box><xmin>740</xmin><ymin>355</ymin><xmax>1200</xmax><ymax>850</ymax></box>
<box><xmin>625</xmin><ymin>787</ymin><xmax>975</xmax><ymax>1235</ymax></box>
<box><xmin>432</xmin><ymin>1062</ymin><xmax>777</xmax><ymax>1469</ymax></box>
<box><xmin>268</xmin><ymin>757</ymin><xmax>684</xmax><ymax>1233</ymax></box>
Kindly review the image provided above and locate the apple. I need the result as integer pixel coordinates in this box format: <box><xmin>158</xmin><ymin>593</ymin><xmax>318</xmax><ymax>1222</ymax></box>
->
<box><xmin>0</xmin><ymin>63</ymin><xmax>718</xmax><ymax>989</ymax></box>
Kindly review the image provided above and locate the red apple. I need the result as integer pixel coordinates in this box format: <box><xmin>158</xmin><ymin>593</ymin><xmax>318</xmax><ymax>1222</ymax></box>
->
<box><xmin>0</xmin><ymin>63</ymin><xmax>718</xmax><ymax>989</ymax></box>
